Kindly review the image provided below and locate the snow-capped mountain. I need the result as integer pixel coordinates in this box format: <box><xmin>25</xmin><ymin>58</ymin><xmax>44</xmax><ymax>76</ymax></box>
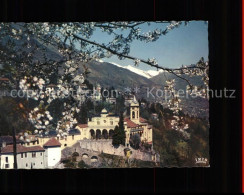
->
<box><xmin>109</xmin><ymin>62</ymin><xmax>163</xmax><ymax>79</ymax></box>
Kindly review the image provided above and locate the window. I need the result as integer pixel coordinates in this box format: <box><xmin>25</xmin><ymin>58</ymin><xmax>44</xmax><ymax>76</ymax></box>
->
<box><xmin>40</xmin><ymin>152</ymin><xmax>42</xmax><ymax>156</ymax></box>
<box><xmin>21</xmin><ymin>153</ymin><xmax>24</xmax><ymax>158</ymax></box>
<box><xmin>5</xmin><ymin>164</ymin><xmax>9</xmax><ymax>169</ymax></box>
<box><xmin>5</xmin><ymin>157</ymin><xmax>8</xmax><ymax>163</ymax></box>
<box><xmin>132</xmin><ymin>111</ymin><xmax>135</xmax><ymax>119</ymax></box>
<box><xmin>32</xmin><ymin>152</ymin><xmax>36</xmax><ymax>158</ymax></box>
<box><xmin>110</xmin><ymin>121</ymin><xmax>113</xmax><ymax>125</ymax></box>
<box><xmin>25</xmin><ymin>153</ymin><xmax>27</xmax><ymax>158</ymax></box>
<box><xmin>72</xmin><ymin>135</ymin><xmax>74</xmax><ymax>140</ymax></box>
<box><xmin>26</xmin><ymin>163</ymin><xmax>28</xmax><ymax>167</ymax></box>
<box><xmin>97</xmin><ymin>121</ymin><xmax>100</xmax><ymax>125</ymax></box>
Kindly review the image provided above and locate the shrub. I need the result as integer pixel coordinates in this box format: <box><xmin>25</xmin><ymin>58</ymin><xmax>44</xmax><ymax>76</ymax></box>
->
<box><xmin>64</xmin><ymin>161</ymin><xmax>76</xmax><ymax>168</ymax></box>
<box><xmin>61</xmin><ymin>158</ymin><xmax>71</xmax><ymax>164</ymax></box>
<box><xmin>78</xmin><ymin>160</ymin><xmax>90</xmax><ymax>169</ymax></box>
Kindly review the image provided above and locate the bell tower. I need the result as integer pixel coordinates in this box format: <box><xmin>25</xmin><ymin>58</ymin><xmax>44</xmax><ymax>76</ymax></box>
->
<box><xmin>130</xmin><ymin>96</ymin><xmax>140</xmax><ymax>123</ymax></box>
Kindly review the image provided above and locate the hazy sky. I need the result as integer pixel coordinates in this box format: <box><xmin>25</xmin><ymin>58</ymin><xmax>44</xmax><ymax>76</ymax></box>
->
<box><xmin>91</xmin><ymin>21</ymin><xmax>208</xmax><ymax>71</ymax></box>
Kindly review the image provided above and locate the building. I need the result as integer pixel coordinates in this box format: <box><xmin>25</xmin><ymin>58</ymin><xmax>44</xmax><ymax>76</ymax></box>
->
<box><xmin>0</xmin><ymin>136</ymin><xmax>24</xmax><ymax>148</ymax></box>
<box><xmin>91</xmin><ymin>83</ymin><xmax>102</xmax><ymax>102</ymax></box>
<box><xmin>38</xmin><ymin>128</ymin><xmax>85</xmax><ymax>150</ymax></box>
<box><xmin>43</xmin><ymin>137</ymin><xmax>61</xmax><ymax>168</ymax></box>
<box><xmin>124</xmin><ymin>97</ymin><xmax>153</xmax><ymax>147</ymax></box>
<box><xmin>0</xmin><ymin>78</ymin><xmax>10</xmax><ymax>85</ymax></box>
<box><xmin>0</xmin><ymin>144</ymin><xmax>45</xmax><ymax>169</ymax></box>
<box><xmin>76</xmin><ymin>96</ymin><xmax>153</xmax><ymax>148</ymax></box>
<box><xmin>106</xmin><ymin>97</ymin><xmax>116</xmax><ymax>104</ymax></box>
<box><xmin>151</xmin><ymin>113</ymin><xmax>159</xmax><ymax>120</ymax></box>
<box><xmin>0</xmin><ymin>137</ymin><xmax>62</xmax><ymax>169</ymax></box>
<box><xmin>76</xmin><ymin>109</ymin><xmax>120</xmax><ymax>140</ymax></box>
<box><xmin>17</xmin><ymin>134</ymin><xmax>39</xmax><ymax>147</ymax></box>
<box><xmin>124</xmin><ymin>95</ymin><xmax>134</xmax><ymax>106</ymax></box>
<box><xmin>33</xmin><ymin>97</ymin><xmax>152</xmax><ymax>151</ymax></box>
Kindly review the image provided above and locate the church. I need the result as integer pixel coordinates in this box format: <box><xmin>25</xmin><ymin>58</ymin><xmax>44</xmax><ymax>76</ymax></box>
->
<box><xmin>76</xmin><ymin>97</ymin><xmax>153</xmax><ymax>148</ymax></box>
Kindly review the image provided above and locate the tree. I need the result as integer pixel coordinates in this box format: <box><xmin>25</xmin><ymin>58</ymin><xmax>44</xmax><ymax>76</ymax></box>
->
<box><xmin>118</xmin><ymin>112</ymin><xmax>126</xmax><ymax>146</ymax></box>
<box><xmin>129</xmin><ymin>134</ymin><xmax>141</xmax><ymax>150</ymax></box>
<box><xmin>112</xmin><ymin>125</ymin><xmax>120</xmax><ymax>147</ymax></box>
<box><xmin>0</xmin><ymin>22</ymin><xmax>208</xmax><ymax>148</ymax></box>
<box><xmin>112</xmin><ymin>113</ymin><xmax>126</xmax><ymax>147</ymax></box>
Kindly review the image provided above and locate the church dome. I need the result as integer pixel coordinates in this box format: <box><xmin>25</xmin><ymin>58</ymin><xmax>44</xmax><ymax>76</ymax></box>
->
<box><xmin>101</xmin><ymin>108</ymin><xmax>108</xmax><ymax>113</ymax></box>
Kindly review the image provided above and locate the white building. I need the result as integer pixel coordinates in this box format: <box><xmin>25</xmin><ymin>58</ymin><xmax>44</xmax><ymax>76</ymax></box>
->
<box><xmin>0</xmin><ymin>137</ymin><xmax>62</xmax><ymax>169</ymax></box>
<box><xmin>91</xmin><ymin>83</ymin><xmax>102</xmax><ymax>102</ymax></box>
<box><xmin>43</xmin><ymin>137</ymin><xmax>61</xmax><ymax>168</ymax></box>
<box><xmin>0</xmin><ymin>144</ymin><xmax>45</xmax><ymax>169</ymax></box>
<box><xmin>106</xmin><ymin>97</ymin><xmax>116</xmax><ymax>104</ymax></box>
<box><xmin>79</xmin><ymin>108</ymin><xmax>120</xmax><ymax>139</ymax></box>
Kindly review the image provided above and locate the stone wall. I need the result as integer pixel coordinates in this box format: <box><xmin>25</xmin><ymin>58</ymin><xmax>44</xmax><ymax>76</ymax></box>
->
<box><xmin>78</xmin><ymin>139</ymin><xmax>159</xmax><ymax>162</ymax></box>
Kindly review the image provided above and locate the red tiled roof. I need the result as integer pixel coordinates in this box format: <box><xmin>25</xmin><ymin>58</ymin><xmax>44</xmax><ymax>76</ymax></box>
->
<box><xmin>26</xmin><ymin>146</ymin><xmax>45</xmax><ymax>152</ymax></box>
<box><xmin>47</xmin><ymin>84</ymin><xmax>56</xmax><ymax>88</ymax></box>
<box><xmin>139</xmin><ymin>117</ymin><xmax>147</xmax><ymax>123</ymax></box>
<box><xmin>0</xmin><ymin>78</ymin><xmax>9</xmax><ymax>81</ymax></box>
<box><xmin>124</xmin><ymin>118</ymin><xmax>138</xmax><ymax>128</ymax></box>
<box><xmin>43</xmin><ymin>137</ymin><xmax>61</xmax><ymax>147</ymax></box>
<box><xmin>77</xmin><ymin>124</ymin><xmax>88</xmax><ymax>128</ymax></box>
<box><xmin>1</xmin><ymin>144</ymin><xmax>44</xmax><ymax>154</ymax></box>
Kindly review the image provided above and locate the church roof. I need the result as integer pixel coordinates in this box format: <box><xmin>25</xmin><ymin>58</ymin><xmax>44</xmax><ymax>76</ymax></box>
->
<box><xmin>124</xmin><ymin>118</ymin><xmax>139</xmax><ymax>128</ymax></box>
<box><xmin>139</xmin><ymin>117</ymin><xmax>147</xmax><ymax>123</ymax></box>
<box><xmin>77</xmin><ymin>124</ymin><xmax>88</xmax><ymax>128</ymax></box>
<box><xmin>43</xmin><ymin>138</ymin><xmax>61</xmax><ymax>147</ymax></box>
<box><xmin>101</xmin><ymin>108</ymin><xmax>108</xmax><ymax>113</ymax></box>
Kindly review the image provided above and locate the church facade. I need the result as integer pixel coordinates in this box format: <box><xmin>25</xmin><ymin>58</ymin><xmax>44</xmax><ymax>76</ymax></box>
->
<box><xmin>76</xmin><ymin>98</ymin><xmax>153</xmax><ymax>147</ymax></box>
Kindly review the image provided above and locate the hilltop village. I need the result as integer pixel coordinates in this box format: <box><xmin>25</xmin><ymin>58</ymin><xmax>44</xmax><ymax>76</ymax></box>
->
<box><xmin>0</xmin><ymin>83</ymin><xmax>159</xmax><ymax>169</ymax></box>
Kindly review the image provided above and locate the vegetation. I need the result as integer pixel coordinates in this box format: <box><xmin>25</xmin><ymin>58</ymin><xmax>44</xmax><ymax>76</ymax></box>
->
<box><xmin>112</xmin><ymin>112</ymin><xmax>126</xmax><ymax>147</ymax></box>
<box><xmin>63</xmin><ymin>158</ymin><xmax>76</xmax><ymax>169</ymax></box>
<box><xmin>78</xmin><ymin>160</ymin><xmax>90</xmax><ymax>169</ymax></box>
<box><xmin>0</xmin><ymin>97</ymin><xmax>34</xmax><ymax>135</ymax></box>
<box><xmin>129</xmin><ymin>134</ymin><xmax>141</xmax><ymax>150</ymax></box>
<box><xmin>98</xmin><ymin>153</ymin><xmax>156</xmax><ymax>168</ymax></box>
<box><xmin>149</xmin><ymin>103</ymin><xmax>209</xmax><ymax>167</ymax></box>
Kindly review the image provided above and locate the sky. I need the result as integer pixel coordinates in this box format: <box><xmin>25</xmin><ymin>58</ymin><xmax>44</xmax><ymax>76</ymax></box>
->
<box><xmin>90</xmin><ymin>21</ymin><xmax>208</xmax><ymax>71</ymax></box>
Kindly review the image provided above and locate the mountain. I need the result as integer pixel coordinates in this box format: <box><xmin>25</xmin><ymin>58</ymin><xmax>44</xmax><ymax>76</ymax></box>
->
<box><xmin>77</xmin><ymin>60</ymin><xmax>162</xmax><ymax>99</ymax></box>
<box><xmin>79</xmin><ymin>61</ymin><xmax>208</xmax><ymax>119</ymax></box>
<box><xmin>0</xmin><ymin>29</ymin><xmax>208</xmax><ymax>118</ymax></box>
<box><xmin>109</xmin><ymin>62</ymin><xmax>163</xmax><ymax>79</ymax></box>
<box><xmin>150</xmin><ymin>72</ymin><xmax>209</xmax><ymax>119</ymax></box>
<box><xmin>150</xmin><ymin>71</ymin><xmax>204</xmax><ymax>91</ymax></box>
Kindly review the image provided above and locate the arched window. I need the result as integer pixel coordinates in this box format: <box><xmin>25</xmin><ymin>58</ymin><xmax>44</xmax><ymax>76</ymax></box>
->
<box><xmin>132</xmin><ymin>111</ymin><xmax>135</xmax><ymax>119</ymax></box>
